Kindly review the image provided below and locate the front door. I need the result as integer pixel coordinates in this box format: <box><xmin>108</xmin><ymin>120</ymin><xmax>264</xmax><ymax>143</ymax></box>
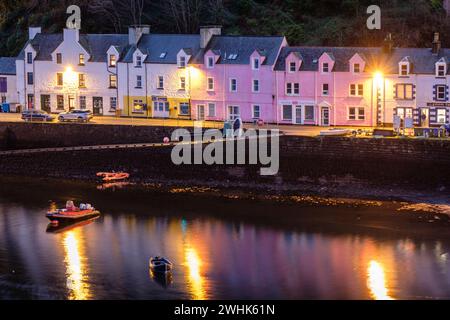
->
<box><xmin>153</xmin><ymin>101</ymin><xmax>169</xmax><ymax>118</ymax></box>
<box><xmin>197</xmin><ymin>105</ymin><xmax>205</xmax><ymax>120</ymax></box>
<box><xmin>93</xmin><ymin>97</ymin><xmax>103</xmax><ymax>115</ymax></box>
<box><xmin>321</xmin><ymin>107</ymin><xmax>330</xmax><ymax>126</ymax></box>
<box><xmin>68</xmin><ymin>95</ymin><xmax>75</xmax><ymax>110</ymax></box>
<box><xmin>420</xmin><ymin>108</ymin><xmax>429</xmax><ymax>127</ymax></box>
<box><xmin>295</xmin><ymin>106</ymin><xmax>302</xmax><ymax>124</ymax></box>
<box><xmin>41</xmin><ymin>95</ymin><xmax>50</xmax><ymax>113</ymax></box>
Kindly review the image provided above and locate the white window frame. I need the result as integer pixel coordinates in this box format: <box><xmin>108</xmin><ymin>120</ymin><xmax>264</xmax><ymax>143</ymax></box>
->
<box><xmin>230</xmin><ymin>78</ymin><xmax>237</xmax><ymax>92</ymax></box>
<box><xmin>252</xmin><ymin>79</ymin><xmax>260</xmax><ymax>93</ymax></box>
<box><xmin>322</xmin><ymin>62</ymin><xmax>329</xmax><ymax>73</ymax></box>
<box><xmin>208</xmin><ymin>103</ymin><xmax>216</xmax><ymax>117</ymax></box>
<box><xmin>227</xmin><ymin>105</ymin><xmax>240</xmax><ymax>120</ymax></box>
<box><xmin>437</xmin><ymin>108</ymin><xmax>447</xmax><ymax>124</ymax></box>
<box><xmin>180</xmin><ymin>77</ymin><xmax>186</xmax><ymax>90</ymax></box>
<box><xmin>207</xmin><ymin>56</ymin><xmax>214</xmax><ymax>68</ymax></box>
<box><xmin>436</xmin><ymin>63</ymin><xmax>446</xmax><ymax>77</ymax></box>
<box><xmin>349</xmin><ymin>84</ymin><xmax>364</xmax><ymax>97</ymax></box>
<box><xmin>109</xmin><ymin>74</ymin><xmax>117</xmax><ymax>88</ymax></box>
<box><xmin>396</xmin><ymin>84</ymin><xmax>414</xmax><ymax>100</ymax></box>
<box><xmin>178</xmin><ymin>56</ymin><xmax>186</xmax><ymax>68</ymax></box>
<box><xmin>252</xmin><ymin>104</ymin><xmax>261</xmax><ymax>119</ymax></box>
<box><xmin>110</xmin><ymin>97</ymin><xmax>117</xmax><ymax>111</ymax></box>
<box><xmin>436</xmin><ymin>85</ymin><xmax>446</xmax><ymax>101</ymax></box>
<box><xmin>79</xmin><ymin>73</ymin><xmax>86</xmax><ymax>88</ymax></box>
<box><xmin>79</xmin><ymin>96</ymin><xmax>86</xmax><ymax>109</ymax></box>
<box><xmin>348</xmin><ymin>106</ymin><xmax>365</xmax><ymax>120</ymax></box>
<box><xmin>322</xmin><ymin>83</ymin><xmax>329</xmax><ymax>96</ymax></box>
<box><xmin>286</xmin><ymin>83</ymin><xmax>293</xmax><ymax>95</ymax></box>
<box><xmin>399</xmin><ymin>62</ymin><xmax>409</xmax><ymax>76</ymax></box>
<box><xmin>252</xmin><ymin>57</ymin><xmax>260</xmax><ymax>70</ymax></box>
<box><xmin>79</xmin><ymin>54</ymin><xmax>85</xmax><ymax>66</ymax></box>
<box><xmin>157</xmin><ymin>76</ymin><xmax>164</xmax><ymax>89</ymax></box>
<box><xmin>282</xmin><ymin>105</ymin><xmax>293</xmax><ymax>121</ymax></box>
<box><xmin>289</xmin><ymin>61</ymin><xmax>296</xmax><ymax>73</ymax></box>
<box><xmin>135</xmin><ymin>55</ymin><xmax>142</xmax><ymax>67</ymax></box>
<box><xmin>27</xmin><ymin>52</ymin><xmax>33</xmax><ymax>64</ymax></box>
<box><xmin>207</xmin><ymin>77</ymin><xmax>214</xmax><ymax>91</ymax></box>
<box><xmin>109</xmin><ymin>54</ymin><xmax>117</xmax><ymax>67</ymax></box>
<box><xmin>136</xmin><ymin>75</ymin><xmax>142</xmax><ymax>88</ymax></box>
<box><xmin>353</xmin><ymin>63</ymin><xmax>360</xmax><ymax>73</ymax></box>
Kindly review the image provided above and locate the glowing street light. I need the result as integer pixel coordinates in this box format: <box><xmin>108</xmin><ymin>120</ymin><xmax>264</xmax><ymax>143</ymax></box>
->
<box><xmin>374</xmin><ymin>71</ymin><xmax>384</xmax><ymax>87</ymax></box>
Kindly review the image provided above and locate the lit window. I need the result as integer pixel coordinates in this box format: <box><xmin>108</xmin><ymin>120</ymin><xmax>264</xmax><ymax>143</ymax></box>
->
<box><xmin>180</xmin><ymin>77</ymin><xmax>186</xmax><ymax>90</ymax></box>
<box><xmin>396</xmin><ymin>84</ymin><xmax>414</xmax><ymax>100</ymax></box>
<box><xmin>133</xmin><ymin>99</ymin><xmax>144</xmax><ymax>113</ymax></box>
<box><xmin>437</xmin><ymin>108</ymin><xmax>447</xmax><ymax>124</ymax></box>
<box><xmin>109</xmin><ymin>74</ymin><xmax>117</xmax><ymax>88</ymax></box>
<box><xmin>400</xmin><ymin>63</ymin><xmax>409</xmax><ymax>76</ymax></box>
<box><xmin>79</xmin><ymin>96</ymin><xmax>86</xmax><ymax>109</ymax></box>
<box><xmin>79</xmin><ymin>74</ymin><xmax>86</xmax><ymax>88</ymax></box>
<box><xmin>109</xmin><ymin>55</ymin><xmax>116</xmax><ymax>67</ymax></box>
<box><xmin>354</xmin><ymin>63</ymin><xmax>360</xmax><ymax>73</ymax></box>
<box><xmin>79</xmin><ymin>54</ymin><xmax>85</xmax><ymax>65</ymax></box>
<box><xmin>56</xmin><ymin>53</ymin><xmax>62</xmax><ymax>64</ymax></box>
<box><xmin>207</xmin><ymin>77</ymin><xmax>214</xmax><ymax>91</ymax></box>
<box><xmin>349</xmin><ymin>107</ymin><xmax>365</xmax><ymax>120</ymax></box>
<box><xmin>57</xmin><ymin>95</ymin><xmax>64</xmax><ymax>110</ymax></box>
<box><xmin>350</xmin><ymin>84</ymin><xmax>364</xmax><ymax>96</ymax></box>
<box><xmin>57</xmin><ymin>73</ymin><xmax>63</xmax><ymax>86</ymax></box>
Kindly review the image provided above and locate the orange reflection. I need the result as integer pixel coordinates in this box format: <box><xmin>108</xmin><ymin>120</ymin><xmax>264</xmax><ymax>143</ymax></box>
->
<box><xmin>367</xmin><ymin>260</ymin><xmax>394</xmax><ymax>300</ymax></box>
<box><xmin>184</xmin><ymin>246</ymin><xmax>206</xmax><ymax>300</ymax></box>
<box><xmin>62</xmin><ymin>230</ymin><xmax>91</xmax><ymax>300</ymax></box>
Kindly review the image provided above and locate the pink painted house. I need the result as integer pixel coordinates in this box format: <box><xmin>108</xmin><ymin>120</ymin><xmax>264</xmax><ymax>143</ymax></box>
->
<box><xmin>274</xmin><ymin>47</ymin><xmax>380</xmax><ymax>126</ymax></box>
<box><xmin>189</xmin><ymin>29</ymin><xmax>287</xmax><ymax>123</ymax></box>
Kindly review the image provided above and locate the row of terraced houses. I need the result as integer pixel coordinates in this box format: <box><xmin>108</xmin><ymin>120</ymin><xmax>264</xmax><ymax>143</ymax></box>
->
<box><xmin>0</xmin><ymin>25</ymin><xmax>449</xmax><ymax>127</ymax></box>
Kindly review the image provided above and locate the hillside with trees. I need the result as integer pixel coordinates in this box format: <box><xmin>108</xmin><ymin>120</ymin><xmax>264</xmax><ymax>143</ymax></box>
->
<box><xmin>0</xmin><ymin>0</ymin><xmax>449</xmax><ymax>57</ymax></box>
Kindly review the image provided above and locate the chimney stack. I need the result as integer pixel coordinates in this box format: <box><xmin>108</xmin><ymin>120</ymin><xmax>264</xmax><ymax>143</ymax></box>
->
<box><xmin>128</xmin><ymin>25</ymin><xmax>150</xmax><ymax>45</ymax></box>
<box><xmin>200</xmin><ymin>26</ymin><xmax>222</xmax><ymax>49</ymax></box>
<box><xmin>29</xmin><ymin>27</ymin><xmax>41</xmax><ymax>40</ymax></box>
<box><xmin>382</xmin><ymin>33</ymin><xmax>393</xmax><ymax>54</ymax></box>
<box><xmin>432</xmin><ymin>32</ymin><xmax>441</xmax><ymax>55</ymax></box>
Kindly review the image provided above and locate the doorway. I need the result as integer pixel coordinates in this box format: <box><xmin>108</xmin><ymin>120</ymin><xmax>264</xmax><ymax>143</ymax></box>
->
<box><xmin>420</xmin><ymin>108</ymin><xmax>429</xmax><ymax>127</ymax></box>
<box><xmin>295</xmin><ymin>106</ymin><xmax>302</xmax><ymax>124</ymax></box>
<box><xmin>93</xmin><ymin>97</ymin><xmax>103</xmax><ymax>115</ymax></box>
<box><xmin>68</xmin><ymin>95</ymin><xmax>75</xmax><ymax>110</ymax></box>
<box><xmin>40</xmin><ymin>95</ymin><xmax>50</xmax><ymax>113</ymax></box>
<box><xmin>197</xmin><ymin>105</ymin><xmax>205</xmax><ymax>120</ymax></box>
<box><xmin>228</xmin><ymin>106</ymin><xmax>240</xmax><ymax>120</ymax></box>
<box><xmin>321</xmin><ymin>107</ymin><xmax>330</xmax><ymax>126</ymax></box>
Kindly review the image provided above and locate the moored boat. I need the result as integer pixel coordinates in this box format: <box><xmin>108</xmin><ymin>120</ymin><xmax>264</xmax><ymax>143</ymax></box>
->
<box><xmin>319</xmin><ymin>128</ymin><xmax>352</xmax><ymax>137</ymax></box>
<box><xmin>96</xmin><ymin>172</ymin><xmax>130</xmax><ymax>182</ymax></box>
<box><xmin>46</xmin><ymin>201</ymin><xmax>100</xmax><ymax>223</ymax></box>
<box><xmin>149</xmin><ymin>256</ymin><xmax>173</xmax><ymax>273</ymax></box>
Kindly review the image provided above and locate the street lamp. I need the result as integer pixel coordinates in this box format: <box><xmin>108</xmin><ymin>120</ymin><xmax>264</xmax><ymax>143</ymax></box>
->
<box><xmin>373</xmin><ymin>71</ymin><xmax>384</xmax><ymax>127</ymax></box>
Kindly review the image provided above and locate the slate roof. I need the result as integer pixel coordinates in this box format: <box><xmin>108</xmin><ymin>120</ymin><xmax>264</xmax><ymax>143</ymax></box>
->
<box><xmin>122</xmin><ymin>34</ymin><xmax>201</xmax><ymax>64</ymax></box>
<box><xmin>0</xmin><ymin>57</ymin><xmax>17</xmax><ymax>75</ymax></box>
<box><xmin>275</xmin><ymin>46</ymin><xmax>450</xmax><ymax>75</ymax></box>
<box><xmin>191</xmin><ymin>35</ymin><xmax>285</xmax><ymax>65</ymax></box>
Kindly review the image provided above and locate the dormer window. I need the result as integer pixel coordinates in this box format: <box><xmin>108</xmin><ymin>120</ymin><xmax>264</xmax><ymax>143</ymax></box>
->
<box><xmin>322</xmin><ymin>63</ymin><xmax>329</xmax><ymax>73</ymax></box>
<box><xmin>207</xmin><ymin>56</ymin><xmax>214</xmax><ymax>68</ymax></box>
<box><xmin>27</xmin><ymin>52</ymin><xmax>33</xmax><ymax>64</ymax></box>
<box><xmin>353</xmin><ymin>63</ymin><xmax>360</xmax><ymax>73</ymax></box>
<box><xmin>436</xmin><ymin>63</ymin><xmax>446</xmax><ymax>77</ymax></box>
<box><xmin>109</xmin><ymin>54</ymin><xmax>116</xmax><ymax>67</ymax></box>
<box><xmin>136</xmin><ymin>56</ymin><xmax>142</xmax><ymax>67</ymax></box>
<box><xmin>56</xmin><ymin>53</ymin><xmax>62</xmax><ymax>64</ymax></box>
<box><xmin>79</xmin><ymin>54</ymin><xmax>85</xmax><ymax>66</ymax></box>
<box><xmin>178</xmin><ymin>56</ymin><xmax>186</xmax><ymax>68</ymax></box>
<box><xmin>399</xmin><ymin>63</ymin><xmax>409</xmax><ymax>76</ymax></box>
<box><xmin>289</xmin><ymin>62</ymin><xmax>296</xmax><ymax>73</ymax></box>
<box><xmin>253</xmin><ymin>58</ymin><xmax>260</xmax><ymax>70</ymax></box>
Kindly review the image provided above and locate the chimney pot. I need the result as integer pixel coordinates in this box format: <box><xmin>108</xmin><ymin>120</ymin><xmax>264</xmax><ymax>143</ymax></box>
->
<box><xmin>200</xmin><ymin>25</ymin><xmax>222</xmax><ymax>49</ymax></box>
<box><xmin>29</xmin><ymin>27</ymin><xmax>41</xmax><ymax>40</ymax></box>
<box><xmin>128</xmin><ymin>25</ymin><xmax>150</xmax><ymax>45</ymax></box>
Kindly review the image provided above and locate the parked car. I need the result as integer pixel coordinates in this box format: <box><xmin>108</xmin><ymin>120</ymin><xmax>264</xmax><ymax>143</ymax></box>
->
<box><xmin>21</xmin><ymin>110</ymin><xmax>54</xmax><ymax>122</ymax></box>
<box><xmin>58</xmin><ymin>110</ymin><xmax>93</xmax><ymax>123</ymax></box>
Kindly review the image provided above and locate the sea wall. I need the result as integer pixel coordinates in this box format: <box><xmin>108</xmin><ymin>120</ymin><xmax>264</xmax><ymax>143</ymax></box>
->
<box><xmin>1</xmin><ymin>122</ymin><xmax>449</xmax><ymax>194</ymax></box>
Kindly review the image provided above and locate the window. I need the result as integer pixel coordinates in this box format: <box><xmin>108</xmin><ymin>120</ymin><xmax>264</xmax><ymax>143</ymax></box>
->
<box><xmin>396</xmin><ymin>107</ymin><xmax>413</xmax><ymax>120</ymax></box>
<box><xmin>282</xmin><ymin>105</ymin><xmax>292</xmax><ymax>120</ymax></box>
<box><xmin>109</xmin><ymin>74</ymin><xmax>117</xmax><ymax>88</ymax></box>
<box><xmin>289</xmin><ymin>62</ymin><xmax>296</xmax><ymax>72</ymax></box>
<box><xmin>252</xmin><ymin>105</ymin><xmax>261</xmax><ymax>118</ymax></box>
<box><xmin>109</xmin><ymin>55</ymin><xmax>116</xmax><ymax>67</ymax></box>
<box><xmin>110</xmin><ymin>97</ymin><xmax>117</xmax><ymax>111</ymax></box>
<box><xmin>253</xmin><ymin>79</ymin><xmax>260</xmax><ymax>92</ymax></box>
<box><xmin>136</xmin><ymin>75</ymin><xmax>142</xmax><ymax>88</ymax></box>
<box><xmin>354</xmin><ymin>63</ymin><xmax>360</xmax><ymax>73</ymax></box>
<box><xmin>350</xmin><ymin>84</ymin><xmax>364</xmax><ymax>96</ymax></box>
<box><xmin>286</xmin><ymin>83</ymin><xmax>299</xmax><ymax>95</ymax></box>
<box><xmin>179</xmin><ymin>102</ymin><xmax>190</xmax><ymax>115</ymax></box>
<box><xmin>79</xmin><ymin>96</ymin><xmax>86</xmax><ymax>109</ymax></box>
<box><xmin>79</xmin><ymin>54</ymin><xmax>85</xmax><ymax>65</ymax></box>
<box><xmin>304</xmin><ymin>105</ymin><xmax>314</xmax><ymax>121</ymax></box>
<box><xmin>396</xmin><ymin>84</ymin><xmax>414</xmax><ymax>100</ymax></box>
<box><xmin>207</xmin><ymin>57</ymin><xmax>214</xmax><ymax>68</ymax></box>
<box><xmin>322</xmin><ymin>62</ymin><xmax>329</xmax><ymax>73</ymax></box>
<box><xmin>56</xmin><ymin>53</ymin><xmax>62</xmax><ymax>64</ymax></box>
<box><xmin>294</xmin><ymin>83</ymin><xmax>300</xmax><ymax>95</ymax></box>
<box><xmin>286</xmin><ymin>83</ymin><xmax>292</xmax><ymax>95</ymax></box>
<box><xmin>157</xmin><ymin>76</ymin><xmax>164</xmax><ymax>89</ymax></box>
<box><xmin>208</xmin><ymin>103</ymin><xmax>216</xmax><ymax>117</ymax></box>
<box><xmin>79</xmin><ymin>74</ymin><xmax>86</xmax><ymax>88</ymax></box>
<box><xmin>27</xmin><ymin>52</ymin><xmax>33</xmax><ymax>64</ymax></box>
<box><xmin>322</xmin><ymin>83</ymin><xmax>329</xmax><ymax>95</ymax></box>
<box><xmin>228</xmin><ymin>105</ymin><xmax>240</xmax><ymax>120</ymax></box>
<box><xmin>437</xmin><ymin>64</ymin><xmax>446</xmax><ymax>77</ymax></box>
<box><xmin>133</xmin><ymin>99</ymin><xmax>144</xmax><ymax>113</ymax></box>
<box><xmin>153</xmin><ymin>101</ymin><xmax>169</xmax><ymax>112</ymax></box>
<box><xmin>253</xmin><ymin>58</ymin><xmax>260</xmax><ymax>70</ymax></box>
<box><xmin>180</xmin><ymin>77</ymin><xmax>186</xmax><ymax>90</ymax></box>
<box><xmin>437</xmin><ymin>108</ymin><xmax>447</xmax><ymax>124</ymax></box>
<box><xmin>400</xmin><ymin>63</ymin><xmax>409</xmax><ymax>76</ymax></box>
<box><xmin>57</xmin><ymin>95</ymin><xmax>64</xmax><ymax>110</ymax></box>
<box><xmin>27</xmin><ymin>94</ymin><xmax>34</xmax><ymax>109</ymax></box>
<box><xmin>207</xmin><ymin>77</ymin><xmax>214</xmax><ymax>91</ymax></box>
<box><xmin>230</xmin><ymin>78</ymin><xmax>237</xmax><ymax>92</ymax></box>
<box><xmin>57</xmin><ymin>73</ymin><xmax>63</xmax><ymax>86</ymax></box>
<box><xmin>348</xmin><ymin>107</ymin><xmax>365</xmax><ymax>120</ymax></box>
<box><xmin>136</xmin><ymin>55</ymin><xmax>142</xmax><ymax>67</ymax></box>
<box><xmin>436</xmin><ymin>85</ymin><xmax>446</xmax><ymax>101</ymax></box>
<box><xmin>179</xmin><ymin>56</ymin><xmax>186</xmax><ymax>68</ymax></box>
<box><xmin>27</xmin><ymin>72</ymin><xmax>33</xmax><ymax>85</ymax></box>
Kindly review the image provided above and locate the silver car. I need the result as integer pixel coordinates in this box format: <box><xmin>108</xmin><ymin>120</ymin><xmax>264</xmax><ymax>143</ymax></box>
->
<box><xmin>58</xmin><ymin>110</ymin><xmax>93</xmax><ymax>123</ymax></box>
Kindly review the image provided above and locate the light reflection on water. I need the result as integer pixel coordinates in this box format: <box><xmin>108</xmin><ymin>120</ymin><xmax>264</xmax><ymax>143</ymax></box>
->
<box><xmin>1</xmin><ymin>198</ymin><xmax>450</xmax><ymax>300</ymax></box>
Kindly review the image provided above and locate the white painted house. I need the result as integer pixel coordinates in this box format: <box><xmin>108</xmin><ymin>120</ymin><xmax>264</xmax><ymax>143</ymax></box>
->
<box><xmin>0</xmin><ymin>57</ymin><xmax>18</xmax><ymax>109</ymax></box>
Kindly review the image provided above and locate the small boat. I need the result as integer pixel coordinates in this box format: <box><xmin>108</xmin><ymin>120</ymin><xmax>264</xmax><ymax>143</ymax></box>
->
<box><xmin>149</xmin><ymin>256</ymin><xmax>173</xmax><ymax>273</ymax></box>
<box><xmin>319</xmin><ymin>128</ymin><xmax>352</xmax><ymax>137</ymax></box>
<box><xmin>96</xmin><ymin>172</ymin><xmax>130</xmax><ymax>182</ymax></box>
<box><xmin>46</xmin><ymin>201</ymin><xmax>100</xmax><ymax>223</ymax></box>
<box><xmin>46</xmin><ymin>216</ymin><xmax>100</xmax><ymax>233</ymax></box>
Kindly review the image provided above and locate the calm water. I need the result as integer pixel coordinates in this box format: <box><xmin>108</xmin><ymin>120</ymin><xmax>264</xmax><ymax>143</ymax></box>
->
<box><xmin>1</xmin><ymin>179</ymin><xmax>450</xmax><ymax>300</ymax></box>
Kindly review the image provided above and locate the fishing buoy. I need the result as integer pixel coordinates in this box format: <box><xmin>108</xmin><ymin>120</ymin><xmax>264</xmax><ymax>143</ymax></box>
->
<box><xmin>163</xmin><ymin>137</ymin><xmax>170</xmax><ymax>144</ymax></box>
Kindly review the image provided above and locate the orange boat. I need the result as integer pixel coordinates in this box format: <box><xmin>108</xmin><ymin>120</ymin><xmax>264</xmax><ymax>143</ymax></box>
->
<box><xmin>96</xmin><ymin>172</ymin><xmax>130</xmax><ymax>182</ymax></box>
<box><xmin>46</xmin><ymin>201</ymin><xmax>100</xmax><ymax>223</ymax></box>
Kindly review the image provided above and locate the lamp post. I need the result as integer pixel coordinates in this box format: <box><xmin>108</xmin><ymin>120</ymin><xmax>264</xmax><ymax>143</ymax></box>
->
<box><xmin>373</xmin><ymin>71</ymin><xmax>384</xmax><ymax>127</ymax></box>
